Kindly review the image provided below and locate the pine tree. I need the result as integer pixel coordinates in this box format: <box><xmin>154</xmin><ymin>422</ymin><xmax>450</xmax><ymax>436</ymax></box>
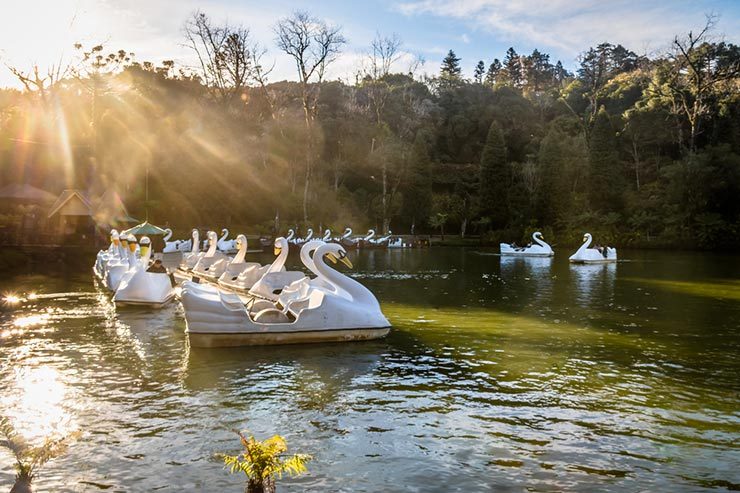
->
<box><xmin>526</xmin><ymin>49</ymin><xmax>553</xmax><ymax>92</ymax></box>
<box><xmin>588</xmin><ymin>107</ymin><xmax>625</xmax><ymax>212</ymax></box>
<box><xmin>440</xmin><ymin>50</ymin><xmax>462</xmax><ymax>79</ymax></box>
<box><xmin>484</xmin><ymin>59</ymin><xmax>501</xmax><ymax>86</ymax></box>
<box><xmin>553</xmin><ymin>60</ymin><xmax>569</xmax><ymax>83</ymax></box>
<box><xmin>503</xmin><ymin>47</ymin><xmax>522</xmax><ymax>87</ymax></box>
<box><xmin>479</xmin><ymin>121</ymin><xmax>510</xmax><ymax>228</ymax></box>
<box><xmin>403</xmin><ymin>132</ymin><xmax>433</xmax><ymax>232</ymax></box>
<box><xmin>473</xmin><ymin>60</ymin><xmax>485</xmax><ymax>84</ymax></box>
<box><xmin>537</xmin><ymin>127</ymin><xmax>580</xmax><ymax>225</ymax></box>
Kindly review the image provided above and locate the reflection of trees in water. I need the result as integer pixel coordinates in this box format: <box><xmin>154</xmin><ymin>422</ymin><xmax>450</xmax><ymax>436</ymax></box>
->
<box><xmin>569</xmin><ymin>263</ymin><xmax>616</xmax><ymax>307</ymax></box>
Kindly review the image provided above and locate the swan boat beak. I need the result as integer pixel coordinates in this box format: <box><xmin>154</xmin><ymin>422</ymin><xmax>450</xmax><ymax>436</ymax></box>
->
<box><xmin>274</xmin><ymin>246</ymin><xmax>281</xmax><ymax>256</ymax></box>
<box><xmin>327</xmin><ymin>250</ymin><xmax>353</xmax><ymax>268</ymax></box>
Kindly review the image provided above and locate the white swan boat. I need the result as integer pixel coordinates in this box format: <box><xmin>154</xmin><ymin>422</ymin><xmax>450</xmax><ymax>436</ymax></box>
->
<box><xmin>217</xmin><ymin>228</ymin><xmax>238</xmax><ymax>254</ymax></box>
<box><xmin>113</xmin><ymin>236</ymin><xmax>175</xmax><ymax>307</ymax></box>
<box><xmin>289</xmin><ymin>228</ymin><xmax>314</xmax><ymax>250</ymax></box>
<box><xmin>500</xmin><ymin>232</ymin><xmax>554</xmax><ymax>257</ymax></box>
<box><xmin>247</xmin><ymin>237</ymin><xmax>308</xmax><ymax>300</ymax></box>
<box><xmin>95</xmin><ymin>230</ymin><xmax>120</xmax><ymax>279</ymax></box>
<box><xmin>106</xmin><ymin>234</ymin><xmax>139</xmax><ymax>292</ymax></box>
<box><xmin>277</xmin><ymin>239</ymin><xmax>348</xmax><ymax>305</ymax></box>
<box><xmin>179</xmin><ymin>229</ymin><xmax>202</xmax><ymax>271</ymax></box>
<box><xmin>191</xmin><ymin>231</ymin><xmax>229</xmax><ymax>278</ymax></box>
<box><xmin>367</xmin><ymin>230</ymin><xmax>392</xmax><ymax>249</ymax></box>
<box><xmin>569</xmin><ymin>233</ymin><xmax>617</xmax><ymax>263</ymax></box>
<box><xmin>180</xmin><ymin>242</ymin><xmax>390</xmax><ymax>347</ymax></box>
<box><xmin>218</xmin><ymin>236</ymin><xmax>294</xmax><ymax>293</ymax></box>
<box><xmin>162</xmin><ymin>228</ymin><xmax>191</xmax><ymax>254</ymax></box>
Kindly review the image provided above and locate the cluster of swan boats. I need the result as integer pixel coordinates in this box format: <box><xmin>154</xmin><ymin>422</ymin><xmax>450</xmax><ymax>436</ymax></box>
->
<box><xmin>94</xmin><ymin>228</ymin><xmax>391</xmax><ymax>348</ymax></box>
<box><xmin>501</xmin><ymin>232</ymin><xmax>617</xmax><ymax>263</ymax></box>
<box><xmin>160</xmin><ymin>227</ymin><xmax>405</xmax><ymax>253</ymax></box>
<box><xmin>93</xmin><ymin>227</ymin><xmax>614</xmax><ymax>348</ymax></box>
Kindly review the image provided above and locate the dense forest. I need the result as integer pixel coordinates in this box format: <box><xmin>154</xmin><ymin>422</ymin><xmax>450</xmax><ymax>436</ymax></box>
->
<box><xmin>1</xmin><ymin>12</ymin><xmax>738</xmax><ymax>247</ymax></box>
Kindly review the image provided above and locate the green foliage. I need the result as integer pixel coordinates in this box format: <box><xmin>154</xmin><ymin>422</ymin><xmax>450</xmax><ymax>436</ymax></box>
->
<box><xmin>1</xmin><ymin>19</ymin><xmax>738</xmax><ymax>249</ymax></box>
<box><xmin>588</xmin><ymin>107</ymin><xmax>625</xmax><ymax>211</ymax></box>
<box><xmin>402</xmin><ymin>132</ymin><xmax>434</xmax><ymax>231</ymax></box>
<box><xmin>221</xmin><ymin>431</ymin><xmax>311</xmax><ymax>492</ymax></box>
<box><xmin>0</xmin><ymin>416</ymin><xmax>79</xmax><ymax>486</ymax></box>
<box><xmin>479</xmin><ymin>121</ymin><xmax>510</xmax><ymax>229</ymax></box>
<box><xmin>439</xmin><ymin>50</ymin><xmax>462</xmax><ymax>87</ymax></box>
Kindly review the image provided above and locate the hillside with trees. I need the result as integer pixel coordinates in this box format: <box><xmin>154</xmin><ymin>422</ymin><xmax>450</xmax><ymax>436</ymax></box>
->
<box><xmin>0</xmin><ymin>12</ymin><xmax>738</xmax><ymax>248</ymax></box>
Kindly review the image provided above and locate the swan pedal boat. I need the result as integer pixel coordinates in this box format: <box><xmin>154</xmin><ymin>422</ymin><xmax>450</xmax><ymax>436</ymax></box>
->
<box><xmin>94</xmin><ymin>230</ymin><xmax>120</xmax><ymax>279</ymax></box>
<box><xmin>569</xmin><ymin>233</ymin><xmax>617</xmax><ymax>264</ymax></box>
<box><xmin>113</xmin><ymin>236</ymin><xmax>176</xmax><ymax>307</ymax></box>
<box><xmin>500</xmin><ymin>232</ymin><xmax>554</xmax><ymax>257</ymax></box>
<box><xmin>180</xmin><ymin>242</ymin><xmax>391</xmax><ymax>347</ymax></box>
<box><xmin>176</xmin><ymin>230</ymin><xmax>229</xmax><ymax>282</ymax></box>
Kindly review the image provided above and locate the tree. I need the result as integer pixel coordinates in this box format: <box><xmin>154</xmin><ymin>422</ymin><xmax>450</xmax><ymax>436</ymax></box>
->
<box><xmin>537</xmin><ymin>125</ymin><xmax>586</xmax><ymax>226</ymax></box>
<box><xmin>525</xmin><ymin>49</ymin><xmax>553</xmax><ymax>92</ymax></box>
<box><xmin>503</xmin><ymin>47</ymin><xmax>523</xmax><ymax>88</ymax></box>
<box><xmin>402</xmin><ymin>132</ymin><xmax>433</xmax><ymax>232</ymax></box>
<box><xmin>1</xmin><ymin>417</ymin><xmax>79</xmax><ymax>493</ymax></box>
<box><xmin>184</xmin><ymin>12</ymin><xmax>254</xmax><ymax>103</ymax></box>
<box><xmin>479</xmin><ymin>121</ymin><xmax>510</xmax><ymax>228</ymax></box>
<box><xmin>439</xmin><ymin>50</ymin><xmax>462</xmax><ymax>88</ymax></box>
<box><xmin>364</xmin><ymin>33</ymin><xmax>402</xmax><ymax>125</ymax></box>
<box><xmin>362</xmin><ymin>33</ymin><xmax>403</xmax><ymax>232</ymax></box>
<box><xmin>275</xmin><ymin>11</ymin><xmax>346</xmax><ymax>221</ymax></box>
<box><xmin>473</xmin><ymin>60</ymin><xmax>485</xmax><ymax>84</ymax></box>
<box><xmin>659</xmin><ymin>17</ymin><xmax>740</xmax><ymax>152</ymax></box>
<box><xmin>588</xmin><ymin>107</ymin><xmax>625</xmax><ymax>212</ymax></box>
<box><xmin>578</xmin><ymin>42</ymin><xmax>640</xmax><ymax>121</ymax></box>
<box><xmin>484</xmin><ymin>59</ymin><xmax>501</xmax><ymax>86</ymax></box>
<box><xmin>222</xmin><ymin>431</ymin><xmax>311</xmax><ymax>493</ymax></box>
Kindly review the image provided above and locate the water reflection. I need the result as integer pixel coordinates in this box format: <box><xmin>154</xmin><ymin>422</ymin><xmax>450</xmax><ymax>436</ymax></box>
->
<box><xmin>569</xmin><ymin>262</ymin><xmax>617</xmax><ymax>307</ymax></box>
<box><xmin>0</xmin><ymin>249</ymin><xmax>738</xmax><ymax>492</ymax></box>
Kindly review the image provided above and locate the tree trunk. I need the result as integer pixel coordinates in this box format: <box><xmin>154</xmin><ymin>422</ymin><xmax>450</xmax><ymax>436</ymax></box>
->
<box><xmin>246</xmin><ymin>480</ymin><xmax>263</xmax><ymax>493</ymax></box>
<box><xmin>632</xmin><ymin>140</ymin><xmax>641</xmax><ymax>191</ymax></box>
<box><xmin>10</xmin><ymin>477</ymin><xmax>33</xmax><ymax>493</ymax></box>
<box><xmin>460</xmin><ymin>218</ymin><xmax>467</xmax><ymax>238</ymax></box>
<box><xmin>302</xmin><ymin>162</ymin><xmax>310</xmax><ymax>223</ymax></box>
<box><xmin>381</xmin><ymin>152</ymin><xmax>387</xmax><ymax>233</ymax></box>
<box><xmin>246</xmin><ymin>478</ymin><xmax>275</xmax><ymax>493</ymax></box>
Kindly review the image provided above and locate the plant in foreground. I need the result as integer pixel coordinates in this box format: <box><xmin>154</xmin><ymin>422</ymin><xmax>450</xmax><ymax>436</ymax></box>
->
<box><xmin>221</xmin><ymin>431</ymin><xmax>312</xmax><ymax>493</ymax></box>
<box><xmin>0</xmin><ymin>417</ymin><xmax>79</xmax><ymax>493</ymax></box>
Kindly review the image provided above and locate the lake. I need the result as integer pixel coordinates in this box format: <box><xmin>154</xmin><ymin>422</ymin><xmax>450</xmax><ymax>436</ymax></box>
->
<box><xmin>1</xmin><ymin>248</ymin><xmax>739</xmax><ymax>492</ymax></box>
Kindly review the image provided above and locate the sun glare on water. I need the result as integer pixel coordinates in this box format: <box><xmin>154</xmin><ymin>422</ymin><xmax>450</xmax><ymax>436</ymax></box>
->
<box><xmin>2</xmin><ymin>366</ymin><xmax>78</xmax><ymax>444</ymax></box>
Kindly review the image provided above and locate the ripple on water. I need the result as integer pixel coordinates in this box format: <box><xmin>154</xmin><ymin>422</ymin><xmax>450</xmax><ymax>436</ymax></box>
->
<box><xmin>1</xmin><ymin>251</ymin><xmax>739</xmax><ymax>492</ymax></box>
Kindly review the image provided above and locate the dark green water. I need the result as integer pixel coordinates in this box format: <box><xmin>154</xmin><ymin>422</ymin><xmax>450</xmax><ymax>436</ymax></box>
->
<box><xmin>0</xmin><ymin>248</ymin><xmax>739</xmax><ymax>492</ymax></box>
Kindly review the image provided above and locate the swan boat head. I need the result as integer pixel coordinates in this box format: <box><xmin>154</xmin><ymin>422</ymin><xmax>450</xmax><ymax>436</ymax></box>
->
<box><xmin>191</xmin><ymin>229</ymin><xmax>200</xmax><ymax>253</ymax></box>
<box><xmin>139</xmin><ymin>236</ymin><xmax>152</xmax><ymax>264</ymax></box>
<box><xmin>205</xmin><ymin>230</ymin><xmax>218</xmax><ymax>256</ymax></box>
<box><xmin>233</xmin><ymin>234</ymin><xmax>248</xmax><ymax>263</ymax></box>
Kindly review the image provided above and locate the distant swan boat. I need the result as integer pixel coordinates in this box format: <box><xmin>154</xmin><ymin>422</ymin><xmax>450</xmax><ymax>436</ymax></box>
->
<box><xmin>500</xmin><ymin>232</ymin><xmax>554</xmax><ymax>257</ymax></box>
<box><xmin>569</xmin><ymin>233</ymin><xmax>617</xmax><ymax>263</ymax></box>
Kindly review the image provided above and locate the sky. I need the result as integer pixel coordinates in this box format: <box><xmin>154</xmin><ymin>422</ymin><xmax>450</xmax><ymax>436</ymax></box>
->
<box><xmin>0</xmin><ymin>0</ymin><xmax>738</xmax><ymax>89</ymax></box>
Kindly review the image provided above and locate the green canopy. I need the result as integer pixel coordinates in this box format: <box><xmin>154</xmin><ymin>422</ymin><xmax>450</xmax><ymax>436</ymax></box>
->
<box><xmin>121</xmin><ymin>221</ymin><xmax>167</xmax><ymax>236</ymax></box>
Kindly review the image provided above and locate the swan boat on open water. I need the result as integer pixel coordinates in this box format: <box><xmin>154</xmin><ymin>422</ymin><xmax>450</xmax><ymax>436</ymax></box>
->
<box><xmin>569</xmin><ymin>233</ymin><xmax>617</xmax><ymax>263</ymax></box>
<box><xmin>180</xmin><ymin>242</ymin><xmax>391</xmax><ymax>347</ymax></box>
<box><xmin>500</xmin><ymin>232</ymin><xmax>554</xmax><ymax>257</ymax></box>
